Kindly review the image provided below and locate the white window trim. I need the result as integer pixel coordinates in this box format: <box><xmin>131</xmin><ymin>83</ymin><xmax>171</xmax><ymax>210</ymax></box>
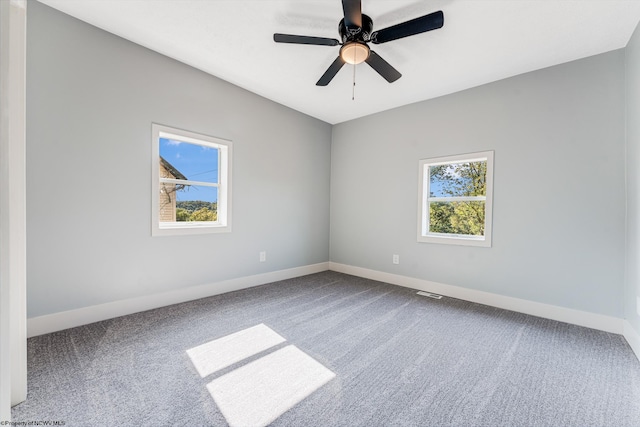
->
<box><xmin>417</xmin><ymin>150</ymin><xmax>494</xmax><ymax>247</ymax></box>
<box><xmin>151</xmin><ymin>123</ymin><xmax>232</xmax><ymax>236</ymax></box>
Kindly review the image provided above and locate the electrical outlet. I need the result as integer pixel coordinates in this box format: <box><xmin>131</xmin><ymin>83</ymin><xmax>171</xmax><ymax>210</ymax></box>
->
<box><xmin>259</xmin><ymin>251</ymin><xmax>266</xmax><ymax>262</ymax></box>
<box><xmin>392</xmin><ymin>254</ymin><xmax>399</xmax><ymax>265</ymax></box>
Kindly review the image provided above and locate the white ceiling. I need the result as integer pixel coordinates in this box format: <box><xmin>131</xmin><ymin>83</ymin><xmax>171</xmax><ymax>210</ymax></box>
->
<box><xmin>38</xmin><ymin>0</ymin><xmax>640</xmax><ymax>124</ymax></box>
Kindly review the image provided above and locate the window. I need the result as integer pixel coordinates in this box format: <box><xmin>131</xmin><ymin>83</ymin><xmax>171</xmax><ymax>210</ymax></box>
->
<box><xmin>418</xmin><ymin>151</ymin><xmax>494</xmax><ymax>247</ymax></box>
<box><xmin>151</xmin><ymin>124</ymin><xmax>232</xmax><ymax>236</ymax></box>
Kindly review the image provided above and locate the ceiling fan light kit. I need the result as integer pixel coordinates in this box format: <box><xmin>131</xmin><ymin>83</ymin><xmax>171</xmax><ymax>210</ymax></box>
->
<box><xmin>273</xmin><ymin>0</ymin><xmax>444</xmax><ymax>86</ymax></box>
<box><xmin>340</xmin><ymin>42</ymin><xmax>369</xmax><ymax>65</ymax></box>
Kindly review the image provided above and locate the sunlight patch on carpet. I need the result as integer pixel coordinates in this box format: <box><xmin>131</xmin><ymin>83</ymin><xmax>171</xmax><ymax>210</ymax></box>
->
<box><xmin>186</xmin><ymin>323</ymin><xmax>286</xmax><ymax>378</ymax></box>
<box><xmin>207</xmin><ymin>345</ymin><xmax>335</xmax><ymax>427</ymax></box>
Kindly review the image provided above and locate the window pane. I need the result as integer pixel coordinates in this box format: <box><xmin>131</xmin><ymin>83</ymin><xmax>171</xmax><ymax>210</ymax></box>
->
<box><xmin>429</xmin><ymin>161</ymin><xmax>486</xmax><ymax>197</ymax></box>
<box><xmin>159</xmin><ymin>137</ymin><xmax>219</xmax><ymax>183</ymax></box>
<box><xmin>159</xmin><ymin>184</ymin><xmax>218</xmax><ymax>223</ymax></box>
<box><xmin>429</xmin><ymin>201</ymin><xmax>485</xmax><ymax>236</ymax></box>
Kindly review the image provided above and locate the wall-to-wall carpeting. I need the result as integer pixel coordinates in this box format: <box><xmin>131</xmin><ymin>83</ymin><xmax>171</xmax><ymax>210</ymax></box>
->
<box><xmin>12</xmin><ymin>272</ymin><xmax>640</xmax><ymax>426</ymax></box>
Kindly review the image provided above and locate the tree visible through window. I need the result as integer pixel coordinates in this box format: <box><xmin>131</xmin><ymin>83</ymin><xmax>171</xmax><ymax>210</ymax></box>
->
<box><xmin>158</xmin><ymin>138</ymin><xmax>219</xmax><ymax>223</ymax></box>
<box><xmin>418</xmin><ymin>151</ymin><xmax>494</xmax><ymax>247</ymax></box>
<box><xmin>429</xmin><ymin>161</ymin><xmax>486</xmax><ymax>235</ymax></box>
<box><xmin>152</xmin><ymin>124</ymin><xmax>232</xmax><ymax>236</ymax></box>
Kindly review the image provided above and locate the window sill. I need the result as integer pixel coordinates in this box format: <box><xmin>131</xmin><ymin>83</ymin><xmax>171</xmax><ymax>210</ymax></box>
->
<box><xmin>417</xmin><ymin>233</ymin><xmax>491</xmax><ymax>247</ymax></box>
<box><xmin>153</xmin><ymin>222</ymin><xmax>231</xmax><ymax>237</ymax></box>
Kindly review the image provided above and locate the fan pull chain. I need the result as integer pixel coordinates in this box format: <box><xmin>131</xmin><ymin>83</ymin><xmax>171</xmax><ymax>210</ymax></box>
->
<box><xmin>352</xmin><ymin>64</ymin><xmax>356</xmax><ymax>100</ymax></box>
<box><xmin>352</xmin><ymin>47</ymin><xmax>357</xmax><ymax>100</ymax></box>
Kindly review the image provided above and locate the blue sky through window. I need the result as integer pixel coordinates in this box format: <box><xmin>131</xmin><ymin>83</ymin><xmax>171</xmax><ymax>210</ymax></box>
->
<box><xmin>429</xmin><ymin>163</ymin><xmax>483</xmax><ymax>197</ymax></box>
<box><xmin>160</xmin><ymin>138</ymin><xmax>219</xmax><ymax>183</ymax></box>
<box><xmin>176</xmin><ymin>185</ymin><xmax>218</xmax><ymax>203</ymax></box>
<box><xmin>160</xmin><ymin>137</ymin><xmax>219</xmax><ymax>203</ymax></box>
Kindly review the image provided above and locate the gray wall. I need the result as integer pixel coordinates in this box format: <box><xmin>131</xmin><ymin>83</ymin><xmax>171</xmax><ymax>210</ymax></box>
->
<box><xmin>27</xmin><ymin>1</ymin><xmax>632</xmax><ymax>323</ymax></box>
<box><xmin>331</xmin><ymin>51</ymin><xmax>626</xmax><ymax>317</ymax></box>
<box><xmin>26</xmin><ymin>1</ymin><xmax>331</xmax><ymax>318</ymax></box>
<box><xmin>626</xmin><ymin>23</ymin><xmax>640</xmax><ymax>335</ymax></box>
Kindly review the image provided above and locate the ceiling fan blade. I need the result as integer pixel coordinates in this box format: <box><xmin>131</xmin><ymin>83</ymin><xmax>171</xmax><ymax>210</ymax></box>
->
<box><xmin>371</xmin><ymin>10</ymin><xmax>444</xmax><ymax>44</ymax></box>
<box><xmin>316</xmin><ymin>56</ymin><xmax>346</xmax><ymax>86</ymax></box>
<box><xmin>273</xmin><ymin>33</ymin><xmax>339</xmax><ymax>46</ymax></box>
<box><xmin>365</xmin><ymin>51</ymin><xmax>401</xmax><ymax>83</ymax></box>
<box><xmin>342</xmin><ymin>0</ymin><xmax>362</xmax><ymax>30</ymax></box>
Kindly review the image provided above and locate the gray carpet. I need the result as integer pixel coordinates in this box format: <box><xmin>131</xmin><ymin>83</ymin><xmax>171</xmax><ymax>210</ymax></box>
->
<box><xmin>11</xmin><ymin>271</ymin><xmax>640</xmax><ymax>426</ymax></box>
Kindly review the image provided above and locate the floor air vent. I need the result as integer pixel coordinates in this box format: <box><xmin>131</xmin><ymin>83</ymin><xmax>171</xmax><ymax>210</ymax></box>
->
<box><xmin>417</xmin><ymin>291</ymin><xmax>443</xmax><ymax>300</ymax></box>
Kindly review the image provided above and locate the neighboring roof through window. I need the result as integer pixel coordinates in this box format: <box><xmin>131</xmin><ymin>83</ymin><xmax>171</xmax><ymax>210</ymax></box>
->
<box><xmin>159</xmin><ymin>156</ymin><xmax>187</xmax><ymax>180</ymax></box>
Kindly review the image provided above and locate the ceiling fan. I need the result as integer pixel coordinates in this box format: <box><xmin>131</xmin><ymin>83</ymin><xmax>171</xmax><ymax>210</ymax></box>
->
<box><xmin>273</xmin><ymin>0</ymin><xmax>444</xmax><ymax>86</ymax></box>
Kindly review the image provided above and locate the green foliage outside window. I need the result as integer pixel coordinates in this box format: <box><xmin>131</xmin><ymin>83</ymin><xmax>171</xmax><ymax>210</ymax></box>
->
<box><xmin>429</xmin><ymin>161</ymin><xmax>487</xmax><ymax>236</ymax></box>
<box><xmin>176</xmin><ymin>201</ymin><xmax>218</xmax><ymax>222</ymax></box>
<box><xmin>176</xmin><ymin>208</ymin><xmax>191</xmax><ymax>222</ymax></box>
<box><xmin>189</xmin><ymin>207</ymin><xmax>217</xmax><ymax>222</ymax></box>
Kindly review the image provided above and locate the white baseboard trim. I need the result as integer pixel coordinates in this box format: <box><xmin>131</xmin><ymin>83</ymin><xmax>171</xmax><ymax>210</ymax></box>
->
<box><xmin>623</xmin><ymin>321</ymin><xmax>640</xmax><ymax>362</ymax></box>
<box><xmin>329</xmin><ymin>262</ymin><xmax>624</xmax><ymax>334</ymax></box>
<box><xmin>27</xmin><ymin>262</ymin><xmax>330</xmax><ymax>338</ymax></box>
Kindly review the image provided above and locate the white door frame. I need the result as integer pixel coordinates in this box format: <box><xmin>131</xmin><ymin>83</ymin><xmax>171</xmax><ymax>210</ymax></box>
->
<box><xmin>1</xmin><ymin>0</ymin><xmax>28</xmax><ymax>419</ymax></box>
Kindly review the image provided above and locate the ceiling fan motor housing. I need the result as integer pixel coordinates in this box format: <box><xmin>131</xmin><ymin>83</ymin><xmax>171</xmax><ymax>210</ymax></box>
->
<box><xmin>339</xmin><ymin>14</ymin><xmax>373</xmax><ymax>43</ymax></box>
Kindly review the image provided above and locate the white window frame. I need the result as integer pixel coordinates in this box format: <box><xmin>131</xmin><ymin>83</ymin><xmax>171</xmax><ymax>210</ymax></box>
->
<box><xmin>417</xmin><ymin>150</ymin><xmax>494</xmax><ymax>247</ymax></box>
<box><xmin>151</xmin><ymin>123</ymin><xmax>232</xmax><ymax>236</ymax></box>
